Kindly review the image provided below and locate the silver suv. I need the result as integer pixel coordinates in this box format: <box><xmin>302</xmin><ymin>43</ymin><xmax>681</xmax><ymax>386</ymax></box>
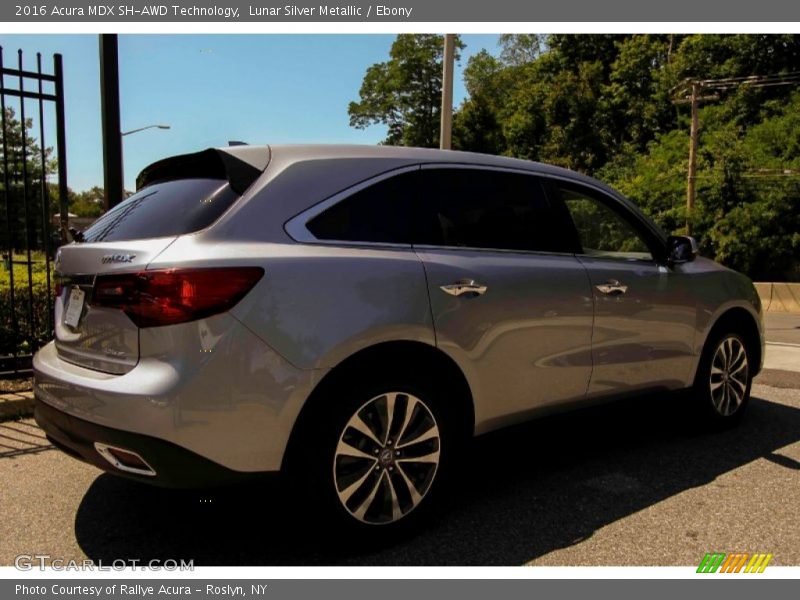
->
<box><xmin>34</xmin><ymin>145</ymin><xmax>764</xmax><ymax>530</ymax></box>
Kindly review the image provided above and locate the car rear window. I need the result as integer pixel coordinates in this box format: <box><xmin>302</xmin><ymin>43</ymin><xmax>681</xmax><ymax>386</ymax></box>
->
<box><xmin>81</xmin><ymin>178</ymin><xmax>239</xmax><ymax>243</ymax></box>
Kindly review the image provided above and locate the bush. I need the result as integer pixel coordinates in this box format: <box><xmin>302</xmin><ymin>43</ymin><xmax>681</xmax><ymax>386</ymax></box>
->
<box><xmin>0</xmin><ymin>255</ymin><xmax>55</xmax><ymax>356</ymax></box>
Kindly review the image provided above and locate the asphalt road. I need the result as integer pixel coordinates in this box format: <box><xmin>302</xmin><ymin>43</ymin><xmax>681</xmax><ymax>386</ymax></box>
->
<box><xmin>1</xmin><ymin>379</ymin><xmax>799</xmax><ymax>567</ymax></box>
<box><xmin>763</xmin><ymin>312</ymin><xmax>800</xmax><ymax>345</ymax></box>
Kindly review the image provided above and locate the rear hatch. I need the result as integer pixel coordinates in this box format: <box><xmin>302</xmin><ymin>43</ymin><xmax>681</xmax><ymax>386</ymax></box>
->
<box><xmin>54</xmin><ymin>147</ymin><xmax>269</xmax><ymax>374</ymax></box>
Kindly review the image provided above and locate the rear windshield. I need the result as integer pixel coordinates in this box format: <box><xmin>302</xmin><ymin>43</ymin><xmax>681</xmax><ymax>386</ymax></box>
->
<box><xmin>81</xmin><ymin>178</ymin><xmax>239</xmax><ymax>243</ymax></box>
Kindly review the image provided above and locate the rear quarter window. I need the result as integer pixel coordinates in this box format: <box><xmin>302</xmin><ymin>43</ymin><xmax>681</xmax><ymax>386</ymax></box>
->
<box><xmin>81</xmin><ymin>178</ymin><xmax>239</xmax><ymax>243</ymax></box>
<box><xmin>305</xmin><ymin>171</ymin><xmax>415</xmax><ymax>244</ymax></box>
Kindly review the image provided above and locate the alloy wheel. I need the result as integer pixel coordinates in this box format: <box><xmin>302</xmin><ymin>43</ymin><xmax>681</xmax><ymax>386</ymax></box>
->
<box><xmin>709</xmin><ymin>335</ymin><xmax>749</xmax><ymax>417</ymax></box>
<box><xmin>332</xmin><ymin>392</ymin><xmax>441</xmax><ymax>525</ymax></box>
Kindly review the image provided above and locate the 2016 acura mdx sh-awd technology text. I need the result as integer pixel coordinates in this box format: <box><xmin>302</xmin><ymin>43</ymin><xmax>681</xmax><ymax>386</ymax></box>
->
<box><xmin>34</xmin><ymin>144</ymin><xmax>764</xmax><ymax>531</ymax></box>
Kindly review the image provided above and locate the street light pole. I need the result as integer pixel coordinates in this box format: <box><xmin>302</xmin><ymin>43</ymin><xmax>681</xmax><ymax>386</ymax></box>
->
<box><xmin>99</xmin><ymin>34</ymin><xmax>123</xmax><ymax>210</ymax></box>
<box><xmin>120</xmin><ymin>124</ymin><xmax>171</xmax><ymax>194</ymax></box>
<box><xmin>121</xmin><ymin>124</ymin><xmax>171</xmax><ymax>137</ymax></box>
<box><xmin>440</xmin><ymin>34</ymin><xmax>455</xmax><ymax>150</ymax></box>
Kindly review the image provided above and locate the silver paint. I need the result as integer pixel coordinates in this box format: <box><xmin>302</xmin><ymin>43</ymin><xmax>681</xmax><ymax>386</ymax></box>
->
<box><xmin>34</xmin><ymin>144</ymin><xmax>765</xmax><ymax>475</ymax></box>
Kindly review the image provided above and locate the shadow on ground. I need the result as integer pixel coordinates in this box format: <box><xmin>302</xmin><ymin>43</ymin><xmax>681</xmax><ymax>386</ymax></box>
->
<box><xmin>74</xmin><ymin>392</ymin><xmax>800</xmax><ymax>565</ymax></box>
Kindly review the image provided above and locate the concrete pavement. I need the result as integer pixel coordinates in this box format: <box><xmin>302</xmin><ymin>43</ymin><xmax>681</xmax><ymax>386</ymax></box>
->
<box><xmin>1</xmin><ymin>382</ymin><xmax>798</xmax><ymax>566</ymax></box>
<box><xmin>763</xmin><ymin>312</ymin><xmax>800</xmax><ymax>346</ymax></box>
<box><xmin>0</xmin><ymin>314</ymin><xmax>798</xmax><ymax>566</ymax></box>
<box><xmin>0</xmin><ymin>390</ymin><xmax>33</xmax><ymax>420</ymax></box>
<box><xmin>759</xmin><ymin>313</ymin><xmax>800</xmax><ymax>390</ymax></box>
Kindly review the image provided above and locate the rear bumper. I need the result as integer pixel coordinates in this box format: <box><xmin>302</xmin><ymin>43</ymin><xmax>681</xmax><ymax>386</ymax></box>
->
<box><xmin>33</xmin><ymin>314</ymin><xmax>325</xmax><ymax>473</ymax></box>
<box><xmin>35</xmin><ymin>398</ymin><xmax>274</xmax><ymax>488</ymax></box>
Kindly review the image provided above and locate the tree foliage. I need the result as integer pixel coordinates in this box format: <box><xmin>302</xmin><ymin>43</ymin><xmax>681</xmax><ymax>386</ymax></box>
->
<box><xmin>348</xmin><ymin>34</ymin><xmax>463</xmax><ymax>147</ymax></box>
<box><xmin>0</xmin><ymin>107</ymin><xmax>56</xmax><ymax>252</ymax></box>
<box><xmin>456</xmin><ymin>34</ymin><xmax>800</xmax><ymax>280</ymax></box>
<box><xmin>68</xmin><ymin>186</ymin><xmax>105</xmax><ymax>218</ymax></box>
<box><xmin>352</xmin><ymin>34</ymin><xmax>800</xmax><ymax>279</ymax></box>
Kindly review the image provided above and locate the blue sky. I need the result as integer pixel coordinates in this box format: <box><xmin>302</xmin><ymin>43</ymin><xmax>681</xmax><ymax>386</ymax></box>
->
<box><xmin>0</xmin><ymin>34</ymin><xmax>501</xmax><ymax>192</ymax></box>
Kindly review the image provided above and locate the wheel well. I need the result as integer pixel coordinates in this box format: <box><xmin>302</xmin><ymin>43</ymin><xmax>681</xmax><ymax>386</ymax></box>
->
<box><xmin>282</xmin><ymin>341</ymin><xmax>475</xmax><ymax>472</ymax></box>
<box><xmin>704</xmin><ymin>307</ymin><xmax>763</xmax><ymax>376</ymax></box>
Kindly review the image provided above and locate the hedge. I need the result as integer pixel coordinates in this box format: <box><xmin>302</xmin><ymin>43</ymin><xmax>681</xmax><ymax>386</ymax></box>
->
<box><xmin>0</xmin><ymin>257</ymin><xmax>54</xmax><ymax>356</ymax></box>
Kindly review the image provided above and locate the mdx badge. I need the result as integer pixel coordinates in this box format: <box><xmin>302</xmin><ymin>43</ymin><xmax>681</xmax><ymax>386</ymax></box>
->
<box><xmin>101</xmin><ymin>254</ymin><xmax>136</xmax><ymax>264</ymax></box>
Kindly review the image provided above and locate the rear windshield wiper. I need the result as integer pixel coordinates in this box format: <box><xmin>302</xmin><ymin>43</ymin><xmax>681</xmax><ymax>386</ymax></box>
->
<box><xmin>67</xmin><ymin>226</ymin><xmax>84</xmax><ymax>243</ymax></box>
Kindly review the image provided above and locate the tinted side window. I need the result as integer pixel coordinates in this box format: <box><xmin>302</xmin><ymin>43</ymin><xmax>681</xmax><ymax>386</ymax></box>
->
<box><xmin>558</xmin><ymin>184</ymin><xmax>652</xmax><ymax>260</ymax></box>
<box><xmin>415</xmin><ymin>169</ymin><xmax>571</xmax><ymax>253</ymax></box>
<box><xmin>82</xmin><ymin>178</ymin><xmax>239</xmax><ymax>243</ymax></box>
<box><xmin>306</xmin><ymin>171</ymin><xmax>415</xmax><ymax>244</ymax></box>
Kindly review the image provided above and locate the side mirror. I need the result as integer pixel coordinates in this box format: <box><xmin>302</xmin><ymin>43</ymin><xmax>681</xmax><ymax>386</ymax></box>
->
<box><xmin>667</xmin><ymin>235</ymin><xmax>699</xmax><ymax>265</ymax></box>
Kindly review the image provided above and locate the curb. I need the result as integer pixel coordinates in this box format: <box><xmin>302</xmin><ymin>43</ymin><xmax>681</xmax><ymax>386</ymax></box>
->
<box><xmin>0</xmin><ymin>390</ymin><xmax>34</xmax><ymax>420</ymax></box>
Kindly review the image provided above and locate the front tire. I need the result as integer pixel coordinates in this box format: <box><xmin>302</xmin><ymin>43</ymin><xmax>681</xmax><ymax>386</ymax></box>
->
<box><xmin>694</xmin><ymin>331</ymin><xmax>752</xmax><ymax>426</ymax></box>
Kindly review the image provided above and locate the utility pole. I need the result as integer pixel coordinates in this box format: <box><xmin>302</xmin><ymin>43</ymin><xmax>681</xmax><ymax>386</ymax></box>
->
<box><xmin>686</xmin><ymin>83</ymin><xmax>699</xmax><ymax>236</ymax></box>
<box><xmin>673</xmin><ymin>71</ymin><xmax>800</xmax><ymax>235</ymax></box>
<box><xmin>673</xmin><ymin>81</ymin><xmax>719</xmax><ymax>235</ymax></box>
<box><xmin>99</xmin><ymin>34</ymin><xmax>123</xmax><ymax>210</ymax></box>
<box><xmin>440</xmin><ymin>34</ymin><xmax>455</xmax><ymax>150</ymax></box>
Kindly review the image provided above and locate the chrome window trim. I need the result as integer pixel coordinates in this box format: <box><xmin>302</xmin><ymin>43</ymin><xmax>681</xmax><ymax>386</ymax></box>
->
<box><xmin>284</xmin><ymin>162</ymin><xmax>562</xmax><ymax>251</ymax></box>
<box><xmin>575</xmin><ymin>253</ymin><xmax>659</xmax><ymax>266</ymax></box>
<box><xmin>412</xmin><ymin>243</ymin><xmax>580</xmax><ymax>260</ymax></box>
<box><xmin>419</xmin><ymin>162</ymin><xmax>542</xmax><ymax>176</ymax></box>
<box><xmin>283</xmin><ymin>160</ymin><xmax>658</xmax><ymax>259</ymax></box>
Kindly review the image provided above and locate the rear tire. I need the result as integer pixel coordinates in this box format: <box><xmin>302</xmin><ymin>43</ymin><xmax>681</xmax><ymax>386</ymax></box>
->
<box><xmin>693</xmin><ymin>330</ymin><xmax>752</xmax><ymax>427</ymax></box>
<box><xmin>288</xmin><ymin>372</ymin><xmax>458</xmax><ymax>536</ymax></box>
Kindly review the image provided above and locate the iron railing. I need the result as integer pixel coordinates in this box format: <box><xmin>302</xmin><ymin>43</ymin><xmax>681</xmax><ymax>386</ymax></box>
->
<box><xmin>0</xmin><ymin>47</ymin><xmax>68</xmax><ymax>378</ymax></box>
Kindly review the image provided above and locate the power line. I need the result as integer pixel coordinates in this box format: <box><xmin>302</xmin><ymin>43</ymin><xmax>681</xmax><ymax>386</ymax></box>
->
<box><xmin>672</xmin><ymin>72</ymin><xmax>800</xmax><ymax>95</ymax></box>
<box><xmin>671</xmin><ymin>72</ymin><xmax>800</xmax><ymax>234</ymax></box>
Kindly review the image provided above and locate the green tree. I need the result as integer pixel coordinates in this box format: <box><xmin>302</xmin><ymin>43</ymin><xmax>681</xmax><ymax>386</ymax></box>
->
<box><xmin>453</xmin><ymin>49</ymin><xmax>507</xmax><ymax>154</ymax></box>
<box><xmin>0</xmin><ymin>107</ymin><xmax>56</xmax><ymax>252</ymax></box>
<box><xmin>498</xmin><ymin>34</ymin><xmax>545</xmax><ymax>66</ymax></box>
<box><xmin>354</xmin><ymin>34</ymin><xmax>800</xmax><ymax>279</ymax></box>
<box><xmin>605</xmin><ymin>91</ymin><xmax>800</xmax><ymax>280</ymax></box>
<box><xmin>69</xmin><ymin>186</ymin><xmax>105</xmax><ymax>218</ymax></box>
<box><xmin>348</xmin><ymin>34</ymin><xmax>463</xmax><ymax>147</ymax></box>
<box><xmin>604</xmin><ymin>35</ymin><xmax>676</xmax><ymax>151</ymax></box>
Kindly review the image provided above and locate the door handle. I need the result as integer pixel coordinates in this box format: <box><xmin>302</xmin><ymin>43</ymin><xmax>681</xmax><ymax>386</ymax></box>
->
<box><xmin>595</xmin><ymin>279</ymin><xmax>628</xmax><ymax>295</ymax></box>
<box><xmin>440</xmin><ymin>279</ymin><xmax>488</xmax><ymax>297</ymax></box>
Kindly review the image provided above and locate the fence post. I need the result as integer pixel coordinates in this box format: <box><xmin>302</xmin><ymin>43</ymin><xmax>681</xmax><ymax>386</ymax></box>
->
<box><xmin>54</xmin><ymin>53</ymin><xmax>68</xmax><ymax>246</ymax></box>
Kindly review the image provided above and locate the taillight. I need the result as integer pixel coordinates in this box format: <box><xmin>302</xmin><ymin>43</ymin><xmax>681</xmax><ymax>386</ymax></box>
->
<box><xmin>91</xmin><ymin>267</ymin><xmax>264</xmax><ymax>328</ymax></box>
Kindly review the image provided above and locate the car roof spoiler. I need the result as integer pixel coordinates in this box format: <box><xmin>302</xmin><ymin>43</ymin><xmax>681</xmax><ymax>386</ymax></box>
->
<box><xmin>136</xmin><ymin>146</ymin><xmax>271</xmax><ymax>194</ymax></box>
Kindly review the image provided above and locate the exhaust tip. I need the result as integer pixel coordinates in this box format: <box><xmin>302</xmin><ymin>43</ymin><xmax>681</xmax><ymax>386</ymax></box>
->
<box><xmin>94</xmin><ymin>442</ymin><xmax>157</xmax><ymax>477</ymax></box>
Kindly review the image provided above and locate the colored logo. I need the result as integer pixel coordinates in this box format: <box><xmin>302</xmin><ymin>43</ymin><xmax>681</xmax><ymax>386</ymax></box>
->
<box><xmin>697</xmin><ymin>553</ymin><xmax>773</xmax><ymax>573</ymax></box>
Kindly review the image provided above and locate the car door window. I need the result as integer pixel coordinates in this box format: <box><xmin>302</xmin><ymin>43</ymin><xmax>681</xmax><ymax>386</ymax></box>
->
<box><xmin>415</xmin><ymin>168</ymin><xmax>574</xmax><ymax>253</ymax></box>
<box><xmin>306</xmin><ymin>170</ymin><xmax>415</xmax><ymax>244</ymax></box>
<box><xmin>558</xmin><ymin>185</ymin><xmax>653</xmax><ymax>260</ymax></box>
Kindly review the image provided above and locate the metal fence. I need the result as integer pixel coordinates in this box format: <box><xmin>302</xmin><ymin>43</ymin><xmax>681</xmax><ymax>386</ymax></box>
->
<box><xmin>1</xmin><ymin>47</ymin><xmax>68</xmax><ymax>378</ymax></box>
